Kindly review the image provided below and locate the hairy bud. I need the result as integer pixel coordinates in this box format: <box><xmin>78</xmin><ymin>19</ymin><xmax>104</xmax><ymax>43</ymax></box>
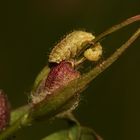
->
<box><xmin>32</xmin><ymin>61</ymin><xmax>80</xmax><ymax>104</ymax></box>
<box><xmin>0</xmin><ymin>90</ymin><xmax>10</xmax><ymax>132</ymax></box>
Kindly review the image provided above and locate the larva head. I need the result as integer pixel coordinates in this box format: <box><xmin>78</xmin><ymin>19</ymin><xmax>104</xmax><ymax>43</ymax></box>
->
<box><xmin>49</xmin><ymin>31</ymin><xmax>95</xmax><ymax>64</ymax></box>
<box><xmin>84</xmin><ymin>43</ymin><xmax>103</xmax><ymax>62</ymax></box>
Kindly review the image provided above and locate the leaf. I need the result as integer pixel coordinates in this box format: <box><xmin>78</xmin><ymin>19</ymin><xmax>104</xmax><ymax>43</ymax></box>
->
<box><xmin>42</xmin><ymin>126</ymin><xmax>78</xmax><ymax>140</ymax></box>
<box><xmin>32</xmin><ymin>65</ymin><xmax>50</xmax><ymax>91</ymax></box>
<box><xmin>80</xmin><ymin>127</ymin><xmax>102</xmax><ymax>140</ymax></box>
<box><xmin>42</xmin><ymin>130</ymin><xmax>68</xmax><ymax>140</ymax></box>
<box><xmin>42</xmin><ymin>125</ymin><xmax>102</xmax><ymax>140</ymax></box>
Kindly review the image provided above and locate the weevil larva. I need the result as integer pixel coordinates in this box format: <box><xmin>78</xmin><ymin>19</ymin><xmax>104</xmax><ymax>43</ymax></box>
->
<box><xmin>49</xmin><ymin>31</ymin><xmax>95</xmax><ymax>63</ymax></box>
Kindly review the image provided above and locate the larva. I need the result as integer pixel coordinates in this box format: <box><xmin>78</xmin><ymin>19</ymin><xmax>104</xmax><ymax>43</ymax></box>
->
<box><xmin>84</xmin><ymin>43</ymin><xmax>102</xmax><ymax>61</ymax></box>
<box><xmin>49</xmin><ymin>31</ymin><xmax>95</xmax><ymax>63</ymax></box>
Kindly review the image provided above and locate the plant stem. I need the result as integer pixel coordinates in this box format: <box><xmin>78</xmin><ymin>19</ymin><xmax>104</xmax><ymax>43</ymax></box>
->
<box><xmin>93</xmin><ymin>15</ymin><xmax>140</xmax><ymax>43</ymax></box>
<box><xmin>10</xmin><ymin>105</ymin><xmax>30</xmax><ymax>125</ymax></box>
<box><xmin>75</xmin><ymin>15</ymin><xmax>140</xmax><ymax>66</ymax></box>
<box><xmin>78</xmin><ymin>28</ymin><xmax>140</xmax><ymax>88</ymax></box>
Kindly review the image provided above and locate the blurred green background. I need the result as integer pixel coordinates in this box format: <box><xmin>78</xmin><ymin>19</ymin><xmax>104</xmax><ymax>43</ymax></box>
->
<box><xmin>0</xmin><ymin>0</ymin><xmax>140</xmax><ymax>139</ymax></box>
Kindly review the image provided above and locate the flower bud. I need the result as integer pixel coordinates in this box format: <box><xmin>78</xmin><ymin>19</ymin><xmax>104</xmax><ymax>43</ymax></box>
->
<box><xmin>32</xmin><ymin>61</ymin><xmax>80</xmax><ymax>104</ymax></box>
<box><xmin>0</xmin><ymin>90</ymin><xmax>10</xmax><ymax>132</ymax></box>
<box><xmin>46</xmin><ymin>61</ymin><xmax>80</xmax><ymax>92</ymax></box>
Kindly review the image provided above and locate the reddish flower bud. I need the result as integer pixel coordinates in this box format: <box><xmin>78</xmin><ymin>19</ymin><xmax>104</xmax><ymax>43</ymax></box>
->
<box><xmin>45</xmin><ymin>61</ymin><xmax>80</xmax><ymax>93</ymax></box>
<box><xmin>32</xmin><ymin>61</ymin><xmax>80</xmax><ymax>104</ymax></box>
<box><xmin>0</xmin><ymin>90</ymin><xmax>10</xmax><ymax>132</ymax></box>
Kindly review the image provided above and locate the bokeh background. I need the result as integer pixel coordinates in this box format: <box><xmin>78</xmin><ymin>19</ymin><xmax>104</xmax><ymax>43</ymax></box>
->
<box><xmin>0</xmin><ymin>0</ymin><xmax>140</xmax><ymax>140</ymax></box>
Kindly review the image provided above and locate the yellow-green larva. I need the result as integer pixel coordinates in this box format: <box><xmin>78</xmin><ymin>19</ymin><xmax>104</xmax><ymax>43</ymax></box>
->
<box><xmin>49</xmin><ymin>31</ymin><xmax>95</xmax><ymax>63</ymax></box>
<box><xmin>84</xmin><ymin>43</ymin><xmax>103</xmax><ymax>61</ymax></box>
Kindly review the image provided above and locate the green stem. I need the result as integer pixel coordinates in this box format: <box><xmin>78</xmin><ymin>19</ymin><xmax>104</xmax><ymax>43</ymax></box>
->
<box><xmin>78</xmin><ymin>28</ymin><xmax>140</xmax><ymax>88</ymax></box>
<box><xmin>93</xmin><ymin>15</ymin><xmax>140</xmax><ymax>43</ymax></box>
<box><xmin>75</xmin><ymin>15</ymin><xmax>140</xmax><ymax>65</ymax></box>
<box><xmin>10</xmin><ymin>105</ymin><xmax>30</xmax><ymax>125</ymax></box>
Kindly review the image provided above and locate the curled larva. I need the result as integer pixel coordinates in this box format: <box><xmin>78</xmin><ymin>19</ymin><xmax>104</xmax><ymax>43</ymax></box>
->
<box><xmin>49</xmin><ymin>31</ymin><xmax>95</xmax><ymax>63</ymax></box>
<box><xmin>84</xmin><ymin>43</ymin><xmax>102</xmax><ymax>61</ymax></box>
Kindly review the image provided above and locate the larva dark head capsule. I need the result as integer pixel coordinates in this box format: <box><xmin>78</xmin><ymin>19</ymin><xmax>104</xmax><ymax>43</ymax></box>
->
<box><xmin>0</xmin><ymin>90</ymin><xmax>10</xmax><ymax>132</ymax></box>
<box><xmin>49</xmin><ymin>31</ymin><xmax>95</xmax><ymax>64</ymax></box>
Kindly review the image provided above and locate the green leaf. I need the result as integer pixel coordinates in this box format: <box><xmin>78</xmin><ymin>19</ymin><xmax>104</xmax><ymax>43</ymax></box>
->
<box><xmin>80</xmin><ymin>127</ymin><xmax>102</xmax><ymax>140</ymax></box>
<box><xmin>42</xmin><ymin>126</ymin><xmax>79</xmax><ymax>140</ymax></box>
<box><xmin>42</xmin><ymin>125</ymin><xmax>102</xmax><ymax>140</ymax></box>
<box><xmin>32</xmin><ymin>65</ymin><xmax>50</xmax><ymax>91</ymax></box>
<box><xmin>42</xmin><ymin>130</ymin><xmax>68</xmax><ymax>140</ymax></box>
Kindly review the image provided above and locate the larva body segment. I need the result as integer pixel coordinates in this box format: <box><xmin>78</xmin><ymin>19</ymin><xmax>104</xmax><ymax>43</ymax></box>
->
<box><xmin>49</xmin><ymin>31</ymin><xmax>95</xmax><ymax>63</ymax></box>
